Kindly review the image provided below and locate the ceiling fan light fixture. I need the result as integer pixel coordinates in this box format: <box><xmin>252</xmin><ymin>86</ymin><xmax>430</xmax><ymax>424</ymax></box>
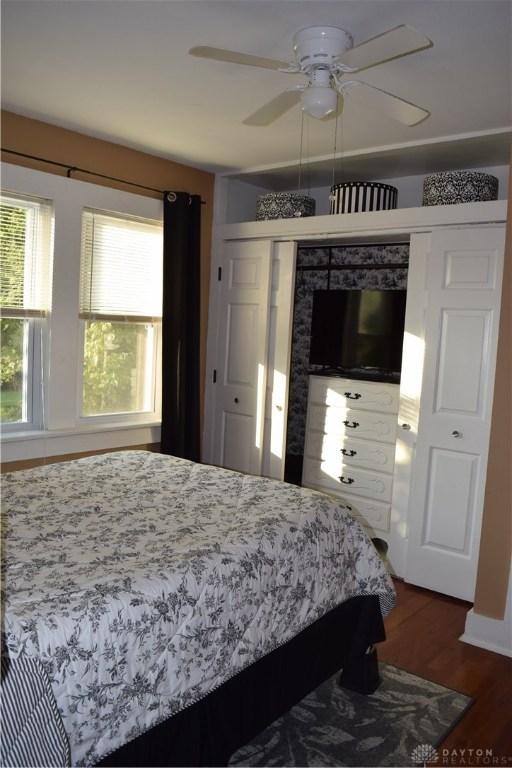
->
<box><xmin>301</xmin><ymin>86</ymin><xmax>338</xmax><ymax>119</ymax></box>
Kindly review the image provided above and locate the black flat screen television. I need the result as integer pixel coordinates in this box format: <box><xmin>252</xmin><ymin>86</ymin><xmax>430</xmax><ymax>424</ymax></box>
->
<box><xmin>309</xmin><ymin>289</ymin><xmax>407</xmax><ymax>378</ymax></box>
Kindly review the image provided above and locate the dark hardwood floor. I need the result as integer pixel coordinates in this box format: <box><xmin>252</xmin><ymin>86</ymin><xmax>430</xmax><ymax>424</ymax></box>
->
<box><xmin>380</xmin><ymin>579</ymin><xmax>512</xmax><ymax>762</ymax></box>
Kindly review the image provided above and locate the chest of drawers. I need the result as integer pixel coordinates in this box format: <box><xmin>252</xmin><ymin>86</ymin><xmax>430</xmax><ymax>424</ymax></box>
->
<box><xmin>302</xmin><ymin>375</ymin><xmax>399</xmax><ymax>533</ymax></box>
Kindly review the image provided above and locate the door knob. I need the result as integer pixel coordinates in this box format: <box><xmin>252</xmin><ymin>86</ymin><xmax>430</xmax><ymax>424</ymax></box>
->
<box><xmin>452</xmin><ymin>430</ymin><xmax>463</xmax><ymax>438</ymax></box>
<box><xmin>401</xmin><ymin>423</ymin><xmax>411</xmax><ymax>431</ymax></box>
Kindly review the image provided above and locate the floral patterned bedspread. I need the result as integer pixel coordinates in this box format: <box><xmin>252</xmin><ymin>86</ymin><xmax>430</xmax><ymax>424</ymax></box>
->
<box><xmin>2</xmin><ymin>450</ymin><xmax>395</xmax><ymax>766</ymax></box>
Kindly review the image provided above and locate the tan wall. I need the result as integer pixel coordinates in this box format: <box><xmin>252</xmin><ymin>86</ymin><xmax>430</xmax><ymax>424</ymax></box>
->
<box><xmin>1</xmin><ymin>110</ymin><xmax>215</xmax><ymax>430</ymax></box>
<box><xmin>473</xmin><ymin>161</ymin><xmax>512</xmax><ymax>620</ymax></box>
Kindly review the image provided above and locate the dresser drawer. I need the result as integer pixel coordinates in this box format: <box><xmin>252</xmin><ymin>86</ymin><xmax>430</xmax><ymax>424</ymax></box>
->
<box><xmin>302</xmin><ymin>458</ymin><xmax>394</xmax><ymax>503</ymax></box>
<box><xmin>341</xmin><ymin>493</ymin><xmax>391</xmax><ymax>533</ymax></box>
<box><xmin>309</xmin><ymin>376</ymin><xmax>399</xmax><ymax>414</ymax></box>
<box><xmin>307</xmin><ymin>403</ymin><xmax>397</xmax><ymax>444</ymax></box>
<box><xmin>304</xmin><ymin>431</ymin><xmax>396</xmax><ymax>473</ymax></box>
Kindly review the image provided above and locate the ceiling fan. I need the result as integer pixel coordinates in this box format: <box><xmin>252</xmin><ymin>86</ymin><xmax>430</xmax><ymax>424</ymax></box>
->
<box><xmin>190</xmin><ymin>24</ymin><xmax>432</xmax><ymax>126</ymax></box>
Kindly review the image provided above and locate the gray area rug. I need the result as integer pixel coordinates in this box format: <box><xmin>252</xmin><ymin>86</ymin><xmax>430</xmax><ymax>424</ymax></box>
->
<box><xmin>229</xmin><ymin>663</ymin><xmax>472</xmax><ymax>767</ymax></box>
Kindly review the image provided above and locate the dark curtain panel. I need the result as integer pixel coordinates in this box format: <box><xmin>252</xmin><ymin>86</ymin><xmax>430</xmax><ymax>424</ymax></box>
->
<box><xmin>160</xmin><ymin>191</ymin><xmax>201</xmax><ymax>461</ymax></box>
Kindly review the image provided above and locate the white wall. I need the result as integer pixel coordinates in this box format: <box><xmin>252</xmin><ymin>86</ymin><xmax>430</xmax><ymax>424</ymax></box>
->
<box><xmin>1</xmin><ymin>163</ymin><xmax>163</xmax><ymax>462</ymax></box>
<box><xmin>225</xmin><ymin>178</ymin><xmax>271</xmax><ymax>224</ymax></box>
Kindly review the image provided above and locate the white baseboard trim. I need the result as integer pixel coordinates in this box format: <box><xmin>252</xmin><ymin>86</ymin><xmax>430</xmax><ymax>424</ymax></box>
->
<box><xmin>460</xmin><ymin>607</ymin><xmax>512</xmax><ymax>657</ymax></box>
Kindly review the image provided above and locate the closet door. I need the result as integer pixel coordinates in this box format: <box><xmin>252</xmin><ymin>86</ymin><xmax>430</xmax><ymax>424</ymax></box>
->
<box><xmin>262</xmin><ymin>241</ymin><xmax>297</xmax><ymax>480</ymax></box>
<box><xmin>212</xmin><ymin>240</ymin><xmax>272</xmax><ymax>474</ymax></box>
<box><xmin>405</xmin><ymin>226</ymin><xmax>505</xmax><ymax>601</ymax></box>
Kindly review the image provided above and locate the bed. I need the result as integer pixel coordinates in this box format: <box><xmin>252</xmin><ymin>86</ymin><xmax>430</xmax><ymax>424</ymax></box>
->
<box><xmin>2</xmin><ymin>450</ymin><xmax>395</xmax><ymax>767</ymax></box>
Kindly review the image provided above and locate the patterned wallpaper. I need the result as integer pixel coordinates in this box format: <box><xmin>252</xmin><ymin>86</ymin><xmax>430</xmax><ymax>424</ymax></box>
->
<box><xmin>286</xmin><ymin>243</ymin><xmax>410</xmax><ymax>457</ymax></box>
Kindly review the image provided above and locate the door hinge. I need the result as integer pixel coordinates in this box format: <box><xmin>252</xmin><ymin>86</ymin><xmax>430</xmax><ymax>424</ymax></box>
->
<box><xmin>217</xmin><ymin>266</ymin><xmax>222</xmax><ymax>281</ymax></box>
<box><xmin>212</xmin><ymin>369</ymin><xmax>217</xmax><ymax>383</ymax></box>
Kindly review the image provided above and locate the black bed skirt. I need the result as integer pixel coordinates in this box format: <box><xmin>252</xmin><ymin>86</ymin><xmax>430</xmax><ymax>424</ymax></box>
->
<box><xmin>97</xmin><ymin>595</ymin><xmax>385</xmax><ymax>767</ymax></box>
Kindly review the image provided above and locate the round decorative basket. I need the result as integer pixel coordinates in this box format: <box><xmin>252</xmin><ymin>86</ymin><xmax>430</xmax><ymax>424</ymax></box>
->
<box><xmin>422</xmin><ymin>171</ymin><xmax>499</xmax><ymax>206</ymax></box>
<box><xmin>329</xmin><ymin>182</ymin><xmax>398</xmax><ymax>214</ymax></box>
<box><xmin>256</xmin><ymin>192</ymin><xmax>316</xmax><ymax>221</ymax></box>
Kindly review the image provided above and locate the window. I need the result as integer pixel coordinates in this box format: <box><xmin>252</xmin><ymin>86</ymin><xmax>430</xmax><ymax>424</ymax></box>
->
<box><xmin>79</xmin><ymin>209</ymin><xmax>162</xmax><ymax>418</ymax></box>
<box><xmin>0</xmin><ymin>193</ymin><xmax>52</xmax><ymax>429</ymax></box>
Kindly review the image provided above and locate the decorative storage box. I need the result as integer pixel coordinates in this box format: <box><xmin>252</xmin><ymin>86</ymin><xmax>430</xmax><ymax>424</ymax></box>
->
<box><xmin>329</xmin><ymin>182</ymin><xmax>398</xmax><ymax>214</ymax></box>
<box><xmin>256</xmin><ymin>192</ymin><xmax>316</xmax><ymax>221</ymax></box>
<box><xmin>422</xmin><ymin>171</ymin><xmax>499</xmax><ymax>206</ymax></box>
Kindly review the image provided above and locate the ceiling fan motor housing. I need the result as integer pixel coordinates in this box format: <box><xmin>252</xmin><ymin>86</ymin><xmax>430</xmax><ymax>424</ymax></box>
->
<box><xmin>293</xmin><ymin>26</ymin><xmax>354</xmax><ymax>71</ymax></box>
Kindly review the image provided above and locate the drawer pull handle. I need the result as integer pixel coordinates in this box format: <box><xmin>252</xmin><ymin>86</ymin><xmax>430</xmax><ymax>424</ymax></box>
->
<box><xmin>343</xmin><ymin>420</ymin><xmax>360</xmax><ymax>429</ymax></box>
<box><xmin>339</xmin><ymin>476</ymin><xmax>355</xmax><ymax>484</ymax></box>
<box><xmin>234</xmin><ymin>397</ymin><xmax>239</xmax><ymax>404</ymax></box>
<box><xmin>452</xmin><ymin>430</ymin><xmax>463</xmax><ymax>438</ymax></box>
<box><xmin>341</xmin><ymin>448</ymin><xmax>357</xmax><ymax>457</ymax></box>
<box><xmin>344</xmin><ymin>392</ymin><xmax>362</xmax><ymax>400</ymax></box>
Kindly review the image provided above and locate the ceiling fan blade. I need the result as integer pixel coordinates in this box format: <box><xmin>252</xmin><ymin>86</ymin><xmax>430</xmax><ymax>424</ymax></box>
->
<box><xmin>189</xmin><ymin>46</ymin><xmax>290</xmax><ymax>71</ymax></box>
<box><xmin>243</xmin><ymin>90</ymin><xmax>302</xmax><ymax>126</ymax></box>
<box><xmin>347</xmin><ymin>81</ymin><xmax>430</xmax><ymax>126</ymax></box>
<box><xmin>339</xmin><ymin>25</ymin><xmax>433</xmax><ymax>72</ymax></box>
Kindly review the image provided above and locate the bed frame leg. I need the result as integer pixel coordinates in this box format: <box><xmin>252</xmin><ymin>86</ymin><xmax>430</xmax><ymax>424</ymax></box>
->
<box><xmin>338</xmin><ymin>645</ymin><xmax>381</xmax><ymax>695</ymax></box>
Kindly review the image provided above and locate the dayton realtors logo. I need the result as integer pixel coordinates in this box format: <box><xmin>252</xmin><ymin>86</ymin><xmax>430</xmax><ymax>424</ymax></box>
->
<box><xmin>411</xmin><ymin>744</ymin><xmax>512</xmax><ymax>766</ymax></box>
<box><xmin>411</xmin><ymin>743</ymin><xmax>439</xmax><ymax>765</ymax></box>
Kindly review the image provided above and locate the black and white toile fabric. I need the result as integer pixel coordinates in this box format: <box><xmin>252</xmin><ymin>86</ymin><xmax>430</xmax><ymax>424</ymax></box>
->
<box><xmin>286</xmin><ymin>243</ymin><xmax>409</xmax><ymax>456</ymax></box>
<box><xmin>2</xmin><ymin>451</ymin><xmax>395</xmax><ymax>766</ymax></box>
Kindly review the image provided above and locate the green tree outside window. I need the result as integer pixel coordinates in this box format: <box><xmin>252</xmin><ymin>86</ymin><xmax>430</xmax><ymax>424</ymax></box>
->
<box><xmin>83</xmin><ymin>321</ymin><xmax>149</xmax><ymax>416</ymax></box>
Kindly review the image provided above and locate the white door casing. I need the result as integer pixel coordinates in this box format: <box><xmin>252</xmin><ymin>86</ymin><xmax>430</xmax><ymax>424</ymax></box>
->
<box><xmin>405</xmin><ymin>226</ymin><xmax>505</xmax><ymax>601</ymax></box>
<box><xmin>212</xmin><ymin>239</ymin><xmax>272</xmax><ymax>474</ymax></box>
<box><xmin>261</xmin><ymin>241</ymin><xmax>297</xmax><ymax>480</ymax></box>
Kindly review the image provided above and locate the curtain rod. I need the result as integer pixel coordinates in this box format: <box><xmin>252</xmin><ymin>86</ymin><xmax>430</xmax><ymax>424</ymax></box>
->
<box><xmin>1</xmin><ymin>148</ymin><xmax>206</xmax><ymax>203</ymax></box>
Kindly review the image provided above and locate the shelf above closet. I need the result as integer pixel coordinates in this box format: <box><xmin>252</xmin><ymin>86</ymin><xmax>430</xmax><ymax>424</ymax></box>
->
<box><xmin>223</xmin><ymin>128</ymin><xmax>511</xmax><ymax>191</ymax></box>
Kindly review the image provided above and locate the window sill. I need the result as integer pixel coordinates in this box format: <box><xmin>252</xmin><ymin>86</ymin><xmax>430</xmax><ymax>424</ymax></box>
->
<box><xmin>1</xmin><ymin>420</ymin><xmax>161</xmax><ymax>442</ymax></box>
<box><xmin>1</xmin><ymin>421</ymin><xmax>161</xmax><ymax>463</ymax></box>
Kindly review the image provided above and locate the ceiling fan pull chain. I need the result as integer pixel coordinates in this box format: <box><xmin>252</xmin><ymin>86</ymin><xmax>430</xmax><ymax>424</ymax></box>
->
<box><xmin>331</xmin><ymin>97</ymin><xmax>339</xmax><ymax>192</ymax></box>
<box><xmin>305</xmin><ymin>112</ymin><xmax>311</xmax><ymax>196</ymax></box>
<box><xmin>297</xmin><ymin>109</ymin><xmax>305</xmax><ymax>193</ymax></box>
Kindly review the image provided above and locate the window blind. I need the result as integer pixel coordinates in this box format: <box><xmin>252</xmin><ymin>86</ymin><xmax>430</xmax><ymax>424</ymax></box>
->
<box><xmin>79</xmin><ymin>209</ymin><xmax>163</xmax><ymax>322</ymax></box>
<box><xmin>0</xmin><ymin>193</ymin><xmax>53</xmax><ymax>317</ymax></box>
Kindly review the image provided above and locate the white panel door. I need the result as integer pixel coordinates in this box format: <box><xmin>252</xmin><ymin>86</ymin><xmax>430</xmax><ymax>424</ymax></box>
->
<box><xmin>405</xmin><ymin>226</ymin><xmax>505</xmax><ymax>601</ymax></box>
<box><xmin>212</xmin><ymin>240</ymin><xmax>272</xmax><ymax>474</ymax></box>
<box><xmin>389</xmin><ymin>235</ymin><xmax>429</xmax><ymax>577</ymax></box>
<box><xmin>261</xmin><ymin>241</ymin><xmax>297</xmax><ymax>480</ymax></box>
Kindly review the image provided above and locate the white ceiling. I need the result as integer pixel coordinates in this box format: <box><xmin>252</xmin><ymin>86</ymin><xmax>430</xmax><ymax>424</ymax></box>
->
<box><xmin>2</xmin><ymin>0</ymin><xmax>511</xmax><ymax>175</ymax></box>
